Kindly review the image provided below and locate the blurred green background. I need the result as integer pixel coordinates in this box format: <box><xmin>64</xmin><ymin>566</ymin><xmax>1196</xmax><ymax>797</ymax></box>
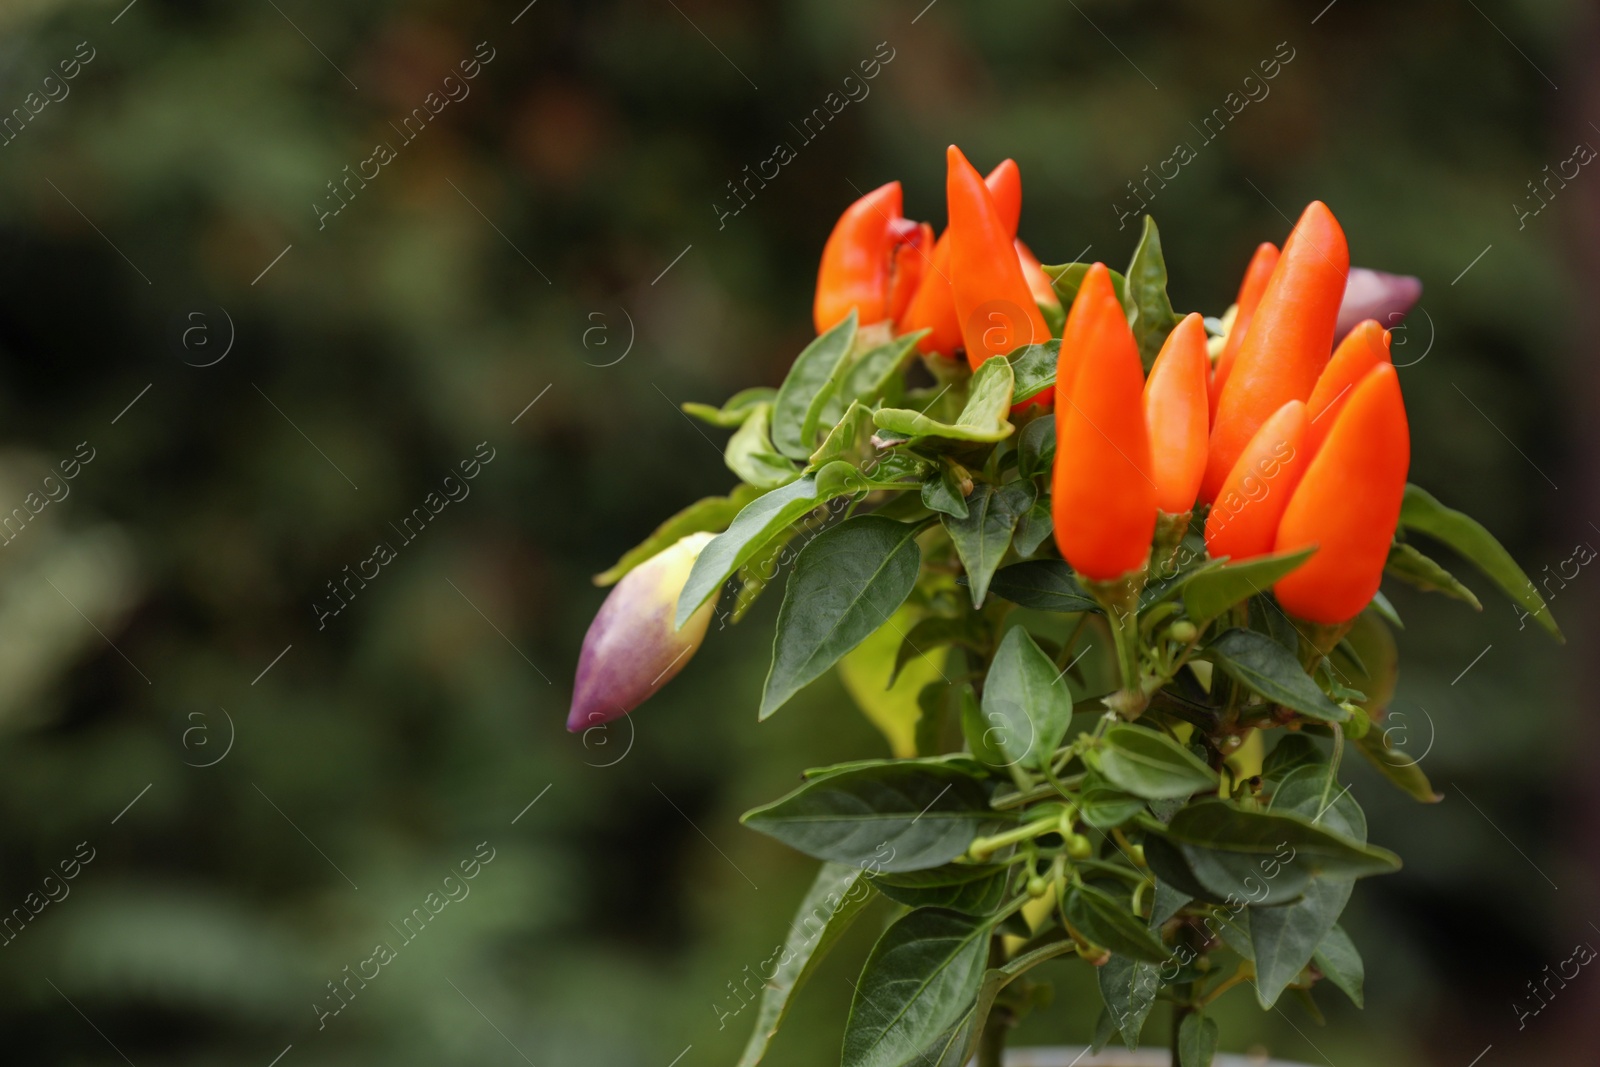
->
<box><xmin>0</xmin><ymin>0</ymin><xmax>1593</xmax><ymax>1063</ymax></box>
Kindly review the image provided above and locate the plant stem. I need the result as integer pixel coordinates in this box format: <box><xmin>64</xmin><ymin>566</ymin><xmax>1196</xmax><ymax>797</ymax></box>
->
<box><xmin>977</xmin><ymin>1004</ymin><xmax>1010</xmax><ymax>1067</ymax></box>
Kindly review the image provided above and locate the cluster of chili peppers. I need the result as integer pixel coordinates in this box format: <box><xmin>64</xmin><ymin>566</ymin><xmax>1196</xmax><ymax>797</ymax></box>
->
<box><xmin>814</xmin><ymin>148</ymin><xmax>1414</xmax><ymax>627</ymax></box>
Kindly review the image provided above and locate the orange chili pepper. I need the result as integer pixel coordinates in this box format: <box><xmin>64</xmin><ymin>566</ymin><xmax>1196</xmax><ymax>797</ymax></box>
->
<box><xmin>1052</xmin><ymin>267</ymin><xmax>1155</xmax><ymax>581</ymax></box>
<box><xmin>1202</xmin><ymin>202</ymin><xmax>1349</xmax><ymax>503</ymax></box>
<box><xmin>1208</xmin><ymin>241</ymin><xmax>1280</xmax><ymax>421</ymax></box>
<box><xmin>900</xmin><ymin>160</ymin><xmax>1022</xmax><ymax>355</ymax></box>
<box><xmin>1143</xmin><ymin>312</ymin><xmax>1211</xmax><ymax>516</ymax></box>
<box><xmin>946</xmin><ymin>145</ymin><xmax>1050</xmax><ymax>371</ymax></box>
<box><xmin>1273</xmin><ymin>363</ymin><xmax>1410</xmax><ymax>624</ymax></box>
<box><xmin>1303</xmin><ymin>318</ymin><xmax>1390</xmax><ymax>457</ymax></box>
<box><xmin>813</xmin><ymin>182</ymin><xmax>931</xmax><ymax>334</ymax></box>
<box><xmin>1016</xmin><ymin>239</ymin><xmax>1061</xmax><ymax>312</ymax></box>
<box><xmin>1204</xmin><ymin>400</ymin><xmax>1309</xmax><ymax>563</ymax></box>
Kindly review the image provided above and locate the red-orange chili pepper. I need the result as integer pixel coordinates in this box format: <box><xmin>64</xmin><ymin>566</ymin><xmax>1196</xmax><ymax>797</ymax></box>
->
<box><xmin>1016</xmin><ymin>240</ymin><xmax>1061</xmax><ymax>313</ymax></box>
<box><xmin>813</xmin><ymin>182</ymin><xmax>932</xmax><ymax>334</ymax></box>
<box><xmin>1143</xmin><ymin>312</ymin><xmax>1211</xmax><ymax>516</ymax></box>
<box><xmin>1052</xmin><ymin>266</ymin><xmax>1155</xmax><ymax>581</ymax></box>
<box><xmin>946</xmin><ymin>145</ymin><xmax>1050</xmax><ymax>371</ymax></box>
<box><xmin>1208</xmin><ymin>241</ymin><xmax>1280</xmax><ymax>420</ymax></box>
<box><xmin>1202</xmin><ymin>202</ymin><xmax>1348</xmax><ymax>503</ymax></box>
<box><xmin>900</xmin><ymin>160</ymin><xmax>1023</xmax><ymax>355</ymax></box>
<box><xmin>1273</xmin><ymin>363</ymin><xmax>1410</xmax><ymax>624</ymax></box>
<box><xmin>1303</xmin><ymin>318</ymin><xmax>1390</xmax><ymax>457</ymax></box>
<box><xmin>1204</xmin><ymin>400</ymin><xmax>1309</xmax><ymax>563</ymax></box>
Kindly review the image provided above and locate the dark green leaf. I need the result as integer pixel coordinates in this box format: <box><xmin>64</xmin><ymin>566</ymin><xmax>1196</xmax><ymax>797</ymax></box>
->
<box><xmin>869</xmin><ymin>865</ymin><xmax>1009</xmax><ymax>916</ymax></box>
<box><xmin>1141</xmin><ymin>836</ymin><xmax>1222</xmax><ymax>904</ymax></box>
<box><xmin>1205</xmin><ymin>628</ymin><xmax>1347</xmax><ymax>722</ymax></box>
<box><xmin>742</xmin><ymin>762</ymin><xmax>1004</xmax><ymax>873</ymax></box>
<box><xmin>1353</xmin><ymin>722</ymin><xmax>1442</xmax><ymax>803</ymax></box>
<box><xmin>840</xmin><ymin>332</ymin><xmax>925</xmax><ymax>409</ymax></box>
<box><xmin>1078</xmin><ymin>771</ymin><xmax>1148</xmax><ymax>830</ymax></box>
<box><xmin>987</xmin><ymin>559</ymin><xmax>1101</xmax><ymax>614</ymax></box>
<box><xmin>1248</xmin><ymin>878</ymin><xmax>1351</xmax><ymax>1010</ymax></box>
<box><xmin>1399</xmin><ymin>483</ymin><xmax>1561</xmax><ymax>640</ymax></box>
<box><xmin>1016</xmin><ymin>415</ymin><xmax>1056</xmax><ymax>479</ymax></box>
<box><xmin>1098</xmin><ymin>725</ymin><xmax>1220</xmax><ymax>800</ymax></box>
<box><xmin>1064</xmin><ymin>883</ymin><xmax>1170</xmax><ymax>963</ymax></box>
<box><xmin>1007</xmin><ymin>341</ymin><xmax>1060</xmax><ymax>406</ymax></box>
<box><xmin>1369</xmin><ymin>589</ymin><xmax>1404</xmax><ymax>629</ymax></box>
<box><xmin>1312</xmin><ymin>923</ymin><xmax>1365</xmax><ymax>1007</ymax></box>
<box><xmin>959</xmin><ymin>684</ymin><xmax>1009</xmax><ymax>769</ymax></box>
<box><xmin>1154</xmin><ymin>798</ymin><xmax>1401</xmax><ymax>882</ymax></box>
<box><xmin>594</xmin><ymin>485</ymin><xmax>760</xmax><ymax>586</ymax></box>
<box><xmin>1385</xmin><ymin>540</ymin><xmax>1482</xmax><ymax>609</ymax></box>
<box><xmin>1269</xmin><ymin>764</ymin><xmax>1366</xmax><ymax>843</ymax></box>
<box><xmin>1182</xmin><ymin>548</ymin><xmax>1315</xmax><ymax>627</ymax></box>
<box><xmin>1261</xmin><ymin>734</ymin><xmax>1325</xmax><ymax>785</ymax></box>
<box><xmin>1177</xmin><ymin>1011</ymin><xmax>1218</xmax><ymax>1067</ymax></box>
<box><xmin>1123</xmin><ymin>216</ymin><xmax>1182</xmax><ymax>372</ymax></box>
<box><xmin>1098</xmin><ymin>953</ymin><xmax>1161</xmax><ymax>1050</ymax></box>
<box><xmin>944</xmin><ymin>481</ymin><xmax>1035</xmax><ymax>608</ymax></box>
<box><xmin>1043</xmin><ymin>262</ymin><xmax>1128</xmax><ymax>309</ymax></box>
<box><xmin>874</xmin><ymin>357</ymin><xmax>1016</xmax><ymax>443</ymax></box>
<box><xmin>808</xmin><ymin>401</ymin><xmax>875</xmax><ymax>470</ymax></box>
<box><xmin>677</xmin><ymin>468</ymin><xmax>853</xmax><ymax>627</ymax></box>
<box><xmin>890</xmin><ymin>615</ymin><xmax>982</xmax><ymax>687</ymax></box>
<box><xmin>1013</xmin><ymin>501</ymin><xmax>1054</xmax><ymax>558</ymax></box>
<box><xmin>982</xmin><ymin>627</ymin><xmax>1074</xmax><ymax>772</ymax></box>
<box><xmin>841</xmin><ymin>908</ymin><xmax>990</xmax><ymax>1067</ymax></box>
<box><xmin>736</xmin><ymin>862</ymin><xmax>876</xmax><ymax>1067</ymax></box>
<box><xmin>772</xmin><ymin>311</ymin><xmax>858</xmax><ymax>459</ymax></box>
<box><xmin>727</xmin><ymin>403</ymin><xmax>801</xmax><ymax>489</ymax></box>
<box><xmin>1149</xmin><ymin>881</ymin><xmax>1192</xmax><ymax>925</ymax></box>
<box><xmin>762</xmin><ymin>516</ymin><xmax>923</xmax><ymax>718</ymax></box>
<box><xmin>921</xmin><ymin>467</ymin><xmax>969</xmax><ymax>519</ymax></box>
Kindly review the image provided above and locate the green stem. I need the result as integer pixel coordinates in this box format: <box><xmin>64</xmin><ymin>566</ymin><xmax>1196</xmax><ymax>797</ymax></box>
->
<box><xmin>969</xmin><ymin>813</ymin><xmax>1060</xmax><ymax>859</ymax></box>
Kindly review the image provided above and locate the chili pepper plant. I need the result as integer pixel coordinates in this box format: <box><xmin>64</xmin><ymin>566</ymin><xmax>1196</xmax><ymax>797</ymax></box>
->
<box><xmin>569</xmin><ymin>145</ymin><xmax>1562</xmax><ymax>1067</ymax></box>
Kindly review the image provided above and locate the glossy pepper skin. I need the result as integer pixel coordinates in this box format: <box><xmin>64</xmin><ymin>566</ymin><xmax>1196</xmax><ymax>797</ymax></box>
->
<box><xmin>1143</xmin><ymin>312</ymin><xmax>1211</xmax><ymax>515</ymax></box>
<box><xmin>813</xmin><ymin>182</ymin><xmax>932</xmax><ymax>334</ymax></box>
<box><xmin>946</xmin><ymin>145</ymin><xmax>1050</xmax><ymax>370</ymax></box>
<box><xmin>1304</xmin><ymin>318</ymin><xmax>1390</xmax><ymax>456</ymax></box>
<box><xmin>1208</xmin><ymin>241</ymin><xmax>1280</xmax><ymax>420</ymax></box>
<box><xmin>1203</xmin><ymin>202</ymin><xmax>1349</xmax><ymax>503</ymax></box>
<box><xmin>1273</xmin><ymin>363</ymin><xmax>1410</xmax><ymax>624</ymax></box>
<box><xmin>1052</xmin><ymin>266</ymin><xmax>1156</xmax><ymax>581</ymax></box>
<box><xmin>1204</xmin><ymin>400</ymin><xmax>1309</xmax><ymax>563</ymax></box>
<box><xmin>899</xmin><ymin>160</ymin><xmax>1022</xmax><ymax>355</ymax></box>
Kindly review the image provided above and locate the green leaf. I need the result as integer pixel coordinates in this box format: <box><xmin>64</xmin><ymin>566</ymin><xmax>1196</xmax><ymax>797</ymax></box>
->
<box><xmin>1177</xmin><ymin>1011</ymin><xmax>1218</xmax><ymax>1067</ymax></box>
<box><xmin>959</xmin><ymin>684</ymin><xmax>1009</xmax><ymax>769</ymax></box>
<box><xmin>873</xmin><ymin>357</ymin><xmax>1016</xmax><ymax>443</ymax></box>
<box><xmin>762</xmin><ymin>516</ymin><xmax>923</xmax><ymax>719</ymax></box>
<box><xmin>1043</xmin><ymin>262</ymin><xmax>1128</xmax><ymax>309</ymax></box>
<box><xmin>987</xmin><ymin>559</ymin><xmax>1101</xmax><ymax>614</ymax></box>
<box><xmin>773</xmin><ymin>311</ymin><xmax>858</xmax><ymax>459</ymax></box>
<box><xmin>1016</xmin><ymin>415</ymin><xmax>1056</xmax><ymax>479</ymax></box>
<box><xmin>1152</xmin><ymin>798</ymin><xmax>1400</xmax><ymax>884</ymax></box>
<box><xmin>1123</xmin><ymin>216</ymin><xmax>1182</xmax><ymax>372</ymax></box>
<box><xmin>736</xmin><ymin>862</ymin><xmax>876</xmax><ymax>1067</ymax></box>
<box><xmin>841</xmin><ymin>908</ymin><xmax>991</xmax><ymax>1067</ymax></box>
<box><xmin>593</xmin><ymin>485</ymin><xmax>761</xmax><ymax>586</ymax></box>
<box><xmin>1261</xmin><ymin>734</ymin><xmax>1325</xmax><ymax>786</ymax></box>
<box><xmin>982</xmin><ymin>627</ymin><xmax>1074</xmax><ymax>772</ymax></box>
<box><xmin>726</xmin><ymin>403</ymin><xmax>801</xmax><ymax>489</ymax></box>
<box><xmin>741</xmin><ymin>761</ymin><xmax>1004</xmax><ymax>873</ymax></box>
<box><xmin>806</xmin><ymin>400</ymin><xmax>876</xmax><ymax>471</ymax></box>
<box><xmin>869</xmin><ymin>865</ymin><xmax>1009</xmax><ymax>916</ymax></box>
<box><xmin>1181</xmin><ymin>547</ymin><xmax>1315</xmax><ymax>627</ymax></box>
<box><xmin>943</xmin><ymin>939</ymin><xmax>1082</xmax><ymax>1067</ymax></box>
<box><xmin>1205</xmin><ymin>628</ymin><xmax>1347</xmax><ymax>722</ymax></box>
<box><xmin>1385</xmin><ymin>540</ymin><xmax>1483</xmax><ymax>609</ymax></box>
<box><xmin>1353</xmin><ymin>722</ymin><xmax>1442</xmax><ymax>803</ymax></box>
<box><xmin>683</xmin><ymin>386</ymin><xmax>778</xmax><ymax>427</ymax></box>
<box><xmin>1007</xmin><ymin>341</ymin><xmax>1060</xmax><ymax>406</ymax></box>
<box><xmin>1098</xmin><ymin>724</ymin><xmax>1220</xmax><ymax>800</ymax></box>
<box><xmin>1313</xmin><ymin>923</ymin><xmax>1365</xmax><ymax>1007</ymax></box>
<box><xmin>841</xmin><ymin>332</ymin><xmax>925</xmax><ymax>409</ymax></box>
<box><xmin>1398</xmin><ymin>483</ymin><xmax>1561</xmax><ymax>640</ymax></box>
<box><xmin>676</xmin><ymin>467</ymin><xmax>853</xmax><ymax>627</ymax></box>
<box><xmin>889</xmin><ymin>615</ymin><xmax>980</xmax><ymax>688</ymax></box>
<box><xmin>921</xmin><ymin>466</ymin><xmax>969</xmax><ymax>519</ymax></box>
<box><xmin>1098</xmin><ymin>953</ymin><xmax>1161</xmax><ymax>1050</ymax></box>
<box><xmin>943</xmin><ymin>481</ymin><xmax>1035</xmax><ymax>608</ymax></box>
<box><xmin>1064</xmin><ymin>883</ymin><xmax>1170</xmax><ymax>963</ymax></box>
<box><xmin>1012</xmin><ymin>501</ymin><xmax>1054</xmax><ymax>558</ymax></box>
<box><xmin>1248</xmin><ymin>880</ymin><xmax>1351</xmax><ymax>1010</ymax></box>
<box><xmin>1369</xmin><ymin>589</ymin><xmax>1404</xmax><ymax>629</ymax></box>
<box><xmin>1078</xmin><ymin>771</ymin><xmax>1148</xmax><ymax>830</ymax></box>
